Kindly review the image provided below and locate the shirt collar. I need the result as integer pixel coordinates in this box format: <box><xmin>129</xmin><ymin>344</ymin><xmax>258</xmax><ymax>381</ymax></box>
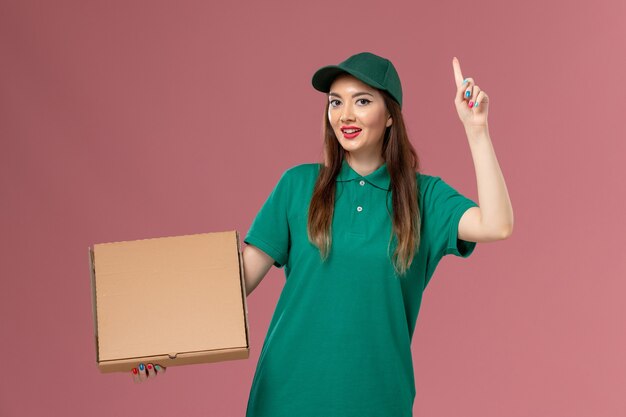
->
<box><xmin>336</xmin><ymin>159</ymin><xmax>391</xmax><ymax>191</ymax></box>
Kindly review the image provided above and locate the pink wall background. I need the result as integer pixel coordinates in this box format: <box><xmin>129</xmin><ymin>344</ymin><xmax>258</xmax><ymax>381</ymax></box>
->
<box><xmin>1</xmin><ymin>0</ymin><xmax>625</xmax><ymax>416</ymax></box>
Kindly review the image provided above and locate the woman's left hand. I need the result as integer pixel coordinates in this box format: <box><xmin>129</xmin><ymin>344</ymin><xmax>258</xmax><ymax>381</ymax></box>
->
<box><xmin>452</xmin><ymin>57</ymin><xmax>489</xmax><ymax>130</ymax></box>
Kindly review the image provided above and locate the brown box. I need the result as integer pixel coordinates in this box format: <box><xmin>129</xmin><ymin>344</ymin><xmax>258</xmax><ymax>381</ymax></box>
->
<box><xmin>88</xmin><ymin>230</ymin><xmax>249</xmax><ymax>373</ymax></box>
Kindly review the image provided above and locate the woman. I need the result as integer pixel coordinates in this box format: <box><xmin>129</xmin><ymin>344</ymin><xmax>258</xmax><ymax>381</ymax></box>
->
<box><xmin>132</xmin><ymin>52</ymin><xmax>514</xmax><ymax>417</ymax></box>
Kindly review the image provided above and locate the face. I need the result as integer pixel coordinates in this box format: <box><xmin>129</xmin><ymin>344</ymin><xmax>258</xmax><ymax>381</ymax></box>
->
<box><xmin>328</xmin><ymin>74</ymin><xmax>392</xmax><ymax>161</ymax></box>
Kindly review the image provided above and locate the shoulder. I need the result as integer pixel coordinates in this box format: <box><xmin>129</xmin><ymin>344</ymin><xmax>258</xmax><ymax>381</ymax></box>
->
<box><xmin>281</xmin><ymin>162</ymin><xmax>321</xmax><ymax>183</ymax></box>
<box><xmin>416</xmin><ymin>171</ymin><xmax>439</xmax><ymax>190</ymax></box>
<box><xmin>284</xmin><ymin>162</ymin><xmax>321</xmax><ymax>177</ymax></box>
<box><xmin>416</xmin><ymin>173</ymin><xmax>457</xmax><ymax>207</ymax></box>
<box><xmin>272</xmin><ymin>162</ymin><xmax>321</xmax><ymax>190</ymax></box>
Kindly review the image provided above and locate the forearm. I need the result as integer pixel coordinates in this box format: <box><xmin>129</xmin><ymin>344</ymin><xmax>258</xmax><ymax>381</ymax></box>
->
<box><xmin>242</xmin><ymin>243</ymin><xmax>274</xmax><ymax>297</ymax></box>
<box><xmin>465</xmin><ymin>125</ymin><xmax>514</xmax><ymax>237</ymax></box>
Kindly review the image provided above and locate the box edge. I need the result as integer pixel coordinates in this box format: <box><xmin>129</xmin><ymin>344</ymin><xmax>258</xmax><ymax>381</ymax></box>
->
<box><xmin>88</xmin><ymin>245</ymin><xmax>100</xmax><ymax>365</ymax></box>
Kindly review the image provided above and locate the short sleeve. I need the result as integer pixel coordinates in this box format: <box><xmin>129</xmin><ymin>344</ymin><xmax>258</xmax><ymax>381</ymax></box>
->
<box><xmin>244</xmin><ymin>170</ymin><xmax>291</xmax><ymax>268</ymax></box>
<box><xmin>423</xmin><ymin>175</ymin><xmax>478</xmax><ymax>261</ymax></box>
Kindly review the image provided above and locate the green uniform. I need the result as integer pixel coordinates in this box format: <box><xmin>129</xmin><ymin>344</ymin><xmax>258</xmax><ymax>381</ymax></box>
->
<box><xmin>244</xmin><ymin>159</ymin><xmax>478</xmax><ymax>417</ymax></box>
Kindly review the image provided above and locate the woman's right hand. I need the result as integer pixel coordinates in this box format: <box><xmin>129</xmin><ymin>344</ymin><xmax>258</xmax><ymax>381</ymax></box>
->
<box><xmin>131</xmin><ymin>362</ymin><xmax>166</xmax><ymax>383</ymax></box>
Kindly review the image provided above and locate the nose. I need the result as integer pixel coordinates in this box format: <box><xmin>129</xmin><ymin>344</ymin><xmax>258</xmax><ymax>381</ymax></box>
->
<box><xmin>339</xmin><ymin>103</ymin><xmax>355</xmax><ymax>123</ymax></box>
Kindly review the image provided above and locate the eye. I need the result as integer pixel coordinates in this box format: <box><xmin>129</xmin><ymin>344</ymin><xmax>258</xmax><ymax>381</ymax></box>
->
<box><xmin>329</xmin><ymin>99</ymin><xmax>341</xmax><ymax>107</ymax></box>
<box><xmin>357</xmin><ymin>98</ymin><xmax>371</xmax><ymax>105</ymax></box>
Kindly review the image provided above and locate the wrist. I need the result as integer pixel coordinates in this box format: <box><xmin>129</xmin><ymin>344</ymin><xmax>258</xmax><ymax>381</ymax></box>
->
<box><xmin>464</xmin><ymin>124</ymin><xmax>490</xmax><ymax>138</ymax></box>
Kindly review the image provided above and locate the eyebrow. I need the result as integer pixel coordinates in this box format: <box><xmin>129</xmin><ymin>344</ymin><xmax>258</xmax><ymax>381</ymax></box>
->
<box><xmin>328</xmin><ymin>91</ymin><xmax>375</xmax><ymax>98</ymax></box>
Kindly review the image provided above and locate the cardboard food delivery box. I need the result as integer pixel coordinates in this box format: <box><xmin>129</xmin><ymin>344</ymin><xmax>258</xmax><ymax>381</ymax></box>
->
<box><xmin>88</xmin><ymin>230</ymin><xmax>250</xmax><ymax>373</ymax></box>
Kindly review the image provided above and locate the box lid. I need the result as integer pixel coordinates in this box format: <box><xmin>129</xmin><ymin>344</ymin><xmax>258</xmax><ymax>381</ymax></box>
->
<box><xmin>89</xmin><ymin>230</ymin><xmax>247</xmax><ymax>363</ymax></box>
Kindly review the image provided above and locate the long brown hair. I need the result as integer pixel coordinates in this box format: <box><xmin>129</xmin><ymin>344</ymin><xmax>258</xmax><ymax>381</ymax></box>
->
<box><xmin>307</xmin><ymin>89</ymin><xmax>422</xmax><ymax>277</ymax></box>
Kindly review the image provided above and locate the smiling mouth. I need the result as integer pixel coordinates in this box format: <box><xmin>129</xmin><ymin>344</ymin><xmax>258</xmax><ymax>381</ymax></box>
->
<box><xmin>341</xmin><ymin>129</ymin><xmax>361</xmax><ymax>139</ymax></box>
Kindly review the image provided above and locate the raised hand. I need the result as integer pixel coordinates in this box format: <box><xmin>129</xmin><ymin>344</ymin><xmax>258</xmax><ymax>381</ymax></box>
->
<box><xmin>452</xmin><ymin>56</ymin><xmax>489</xmax><ymax>129</ymax></box>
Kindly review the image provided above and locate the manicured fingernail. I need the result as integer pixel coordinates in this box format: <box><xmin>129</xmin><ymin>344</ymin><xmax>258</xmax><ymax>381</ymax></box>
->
<box><xmin>465</xmin><ymin>90</ymin><xmax>471</xmax><ymax>98</ymax></box>
<box><xmin>475</xmin><ymin>101</ymin><xmax>479</xmax><ymax>108</ymax></box>
<box><xmin>463</xmin><ymin>78</ymin><xmax>468</xmax><ymax>84</ymax></box>
<box><xmin>139</xmin><ymin>363</ymin><xmax>144</xmax><ymax>371</ymax></box>
<box><xmin>132</xmin><ymin>368</ymin><xmax>138</xmax><ymax>374</ymax></box>
<box><xmin>147</xmin><ymin>364</ymin><xmax>152</xmax><ymax>370</ymax></box>
<box><xmin>468</xmin><ymin>101</ymin><xmax>474</xmax><ymax>108</ymax></box>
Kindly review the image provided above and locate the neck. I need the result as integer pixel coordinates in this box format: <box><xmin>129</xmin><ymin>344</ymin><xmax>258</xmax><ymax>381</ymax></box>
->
<box><xmin>345</xmin><ymin>154</ymin><xmax>385</xmax><ymax>177</ymax></box>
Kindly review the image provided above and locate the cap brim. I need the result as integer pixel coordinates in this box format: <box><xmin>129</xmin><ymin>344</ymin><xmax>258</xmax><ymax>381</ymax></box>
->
<box><xmin>311</xmin><ymin>66</ymin><xmax>347</xmax><ymax>92</ymax></box>
<box><xmin>311</xmin><ymin>65</ymin><xmax>387</xmax><ymax>94</ymax></box>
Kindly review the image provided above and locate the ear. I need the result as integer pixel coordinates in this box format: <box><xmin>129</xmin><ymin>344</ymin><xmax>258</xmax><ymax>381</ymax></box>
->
<box><xmin>386</xmin><ymin>115</ymin><xmax>393</xmax><ymax>128</ymax></box>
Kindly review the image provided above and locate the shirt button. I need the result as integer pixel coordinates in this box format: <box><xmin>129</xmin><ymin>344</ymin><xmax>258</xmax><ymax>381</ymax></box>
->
<box><xmin>359</xmin><ymin>180</ymin><xmax>365</xmax><ymax>186</ymax></box>
<box><xmin>357</xmin><ymin>206</ymin><xmax>363</xmax><ymax>212</ymax></box>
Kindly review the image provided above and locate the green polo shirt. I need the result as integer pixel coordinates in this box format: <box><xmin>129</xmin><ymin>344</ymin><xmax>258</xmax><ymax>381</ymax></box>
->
<box><xmin>244</xmin><ymin>159</ymin><xmax>478</xmax><ymax>417</ymax></box>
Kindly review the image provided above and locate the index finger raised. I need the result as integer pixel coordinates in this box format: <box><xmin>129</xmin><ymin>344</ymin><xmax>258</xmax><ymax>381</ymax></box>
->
<box><xmin>452</xmin><ymin>57</ymin><xmax>464</xmax><ymax>87</ymax></box>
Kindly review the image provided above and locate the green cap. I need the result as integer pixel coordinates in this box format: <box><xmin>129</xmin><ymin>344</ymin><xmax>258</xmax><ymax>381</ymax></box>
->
<box><xmin>311</xmin><ymin>51</ymin><xmax>403</xmax><ymax>108</ymax></box>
